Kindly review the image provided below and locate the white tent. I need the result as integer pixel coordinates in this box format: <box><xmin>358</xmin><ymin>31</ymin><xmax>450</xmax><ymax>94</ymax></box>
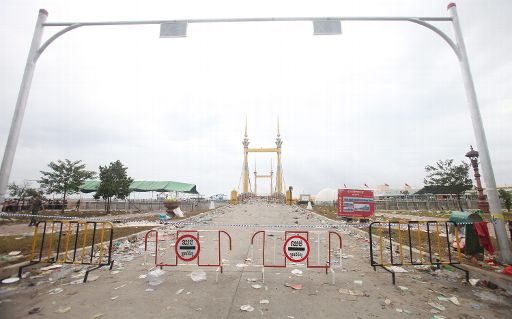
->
<box><xmin>314</xmin><ymin>188</ymin><xmax>337</xmax><ymax>204</ymax></box>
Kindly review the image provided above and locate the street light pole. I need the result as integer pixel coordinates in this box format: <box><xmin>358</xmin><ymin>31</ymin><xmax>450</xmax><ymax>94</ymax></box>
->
<box><xmin>448</xmin><ymin>3</ymin><xmax>511</xmax><ymax>263</ymax></box>
<box><xmin>0</xmin><ymin>9</ymin><xmax>47</xmax><ymax>210</ymax></box>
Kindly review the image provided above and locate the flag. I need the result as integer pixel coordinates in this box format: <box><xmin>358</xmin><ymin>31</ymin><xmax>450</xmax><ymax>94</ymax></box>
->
<box><xmin>343</xmin><ymin>184</ymin><xmax>347</xmax><ymax>188</ymax></box>
<box><xmin>405</xmin><ymin>183</ymin><xmax>410</xmax><ymax>187</ymax></box>
<box><xmin>384</xmin><ymin>183</ymin><xmax>389</xmax><ymax>186</ymax></box>
<box><xmin>364</xmin><ymin>183</ymin><xmax>369</xmax><ymax>188</ymax></box>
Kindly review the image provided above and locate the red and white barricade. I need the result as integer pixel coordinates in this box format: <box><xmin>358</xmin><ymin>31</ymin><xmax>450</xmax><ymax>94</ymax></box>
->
<box><xmin>250</xmin><ymin>230</ymin><xmax>342</xmax><ymax>283</ymax></box>
<box><xmin>144</xmin><ymin>229</ymin><xmax>232</xmax><ymax>275</ymax></box>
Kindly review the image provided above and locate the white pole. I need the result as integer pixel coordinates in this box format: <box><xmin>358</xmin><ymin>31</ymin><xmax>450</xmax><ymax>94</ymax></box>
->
<box><xmin>448</xmin><ymin>3</ymin><xmax>512</xmax><ymax>263</ymax></box>
<box><xmin>0</xmin><ymin>9</ymin><xmax>48</xmax><ymax>211</ymax></box>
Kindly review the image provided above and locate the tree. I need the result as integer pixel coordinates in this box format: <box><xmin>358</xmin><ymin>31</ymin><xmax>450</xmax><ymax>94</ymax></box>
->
<box><xmin>94</xmin><ymin>160</ymin><xmax>133</xmax><ymax>213</ymax></box>
<box><xmin>39</xmin><ymin>159</ymin><xmax>96</xmax><ymax>213</ymax></box>
<box><xmin>498</xmin><ymin>189</ymin><xmax>512</xmax><ymax>212</ymax></box>
<box><xmin>8</xmin><ymin>181</ymin><xmax>37</xmax><ymax>212</ymax></box>
<box><xmin>424</xmin><ymin>159</ymin><xmax>473</xmax><ymax>211</ymax></box>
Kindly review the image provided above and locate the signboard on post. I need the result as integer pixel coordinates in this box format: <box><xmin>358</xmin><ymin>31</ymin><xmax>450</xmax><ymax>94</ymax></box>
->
<box><xmin>338</xmin><ymin>189</ymin><xmax>375</xmax><ymax>218</ymax></box>
<box><xmin>284</xmin><ymin>235</ymin><xmax>310</xmax><ymax>262</ymax></box>
<box><xmin>175</xmin><ymin>234</ymin><xmax>200</xmax><ymax>261</ymax></box>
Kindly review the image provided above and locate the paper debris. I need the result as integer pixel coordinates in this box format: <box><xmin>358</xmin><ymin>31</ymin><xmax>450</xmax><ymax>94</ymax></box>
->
<box><xmin>8</xmin><ymin>251</ymin><xmax>21</xmax><ymax>256</ymax></box>
<box><xmin>354</xmin><ymin>280</ymin><xmax>363</xmax><ymax>286</ymax></box>
<box><xmin>252</xmin><ymin>284</ymin><xmax>262</xmax><ymax>289</ymax></box>
<box><xmin>110</xmin><ymin>296</ymin><xmax>119</xmax><ymax>300</ymax></box>
<box><xmin>469</xmin><ymin>279</ymin><xmax>479</xmax><ymax>286</ymax></box>
<box><xmin>240</xmin><ymin>305</ymin><xmax>254</xmax><ymax>312</ymax></box>
<box><xmin>176</xmin><ymin>288</ymin><xmax>184</xmax><ymax>295</ymax></box>
<box><xmin>48</xmin><ymin>288</ymin><xmax>64</xmax><ymax>295</ymax></box>
<box><xmin>90</xmin><ymin>314</ymin><xmax>104</xmax><ymax>319</ymax></box>
<box><xmin>260</xmin><ymin>299</ymin><xmax>270</xmax><ymax>304</ymax></box>
<box><xmin>1</xmin><ymin>277</ymin><xmax>20</xmax><ymax>284</ymax></box>
<box><xmin>54</xmin><ymin>306</ymin><xmax>71</xmax><ymax>314</ymax></box>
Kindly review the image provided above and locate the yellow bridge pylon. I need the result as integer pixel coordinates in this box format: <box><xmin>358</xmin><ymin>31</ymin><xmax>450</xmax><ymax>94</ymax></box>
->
<box><xmin>241</xmin><ymin>118</ymin><xmax>283</xmax><ymax>195</ymax></box>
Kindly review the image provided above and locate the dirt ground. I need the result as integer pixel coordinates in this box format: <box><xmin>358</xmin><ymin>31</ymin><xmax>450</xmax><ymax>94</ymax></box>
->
<box><xmin>0</xmin><ymin>202</ymin><xmax>511</xmax><ymax>318</ymax></box>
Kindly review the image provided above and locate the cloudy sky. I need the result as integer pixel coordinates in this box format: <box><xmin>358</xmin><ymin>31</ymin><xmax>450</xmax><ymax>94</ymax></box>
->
<box><xmin>1</xmin><ymin>0</ymin><xmax>510</xmax><ymax>197</ymax></box>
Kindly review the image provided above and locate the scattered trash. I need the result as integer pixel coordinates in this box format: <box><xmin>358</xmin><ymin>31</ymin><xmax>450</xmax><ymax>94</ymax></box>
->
<box><xmin>236</xmin><ymin>263</ymin><xmax>248</xmax><ymax>268</ymax></box>
<box><xmin>291</xmin><ymin>269</ymin><xmax>303</xmax><ymax>276</ymax></box>
<box><xmin>1</xmin><ymin>277</ymin><xmax>20</xmax><ymax>284</ymax></box>
<box><xmin>176</xmin><ymin>288</ymin><xmax>184</xmax><ymax>295</ymax></box>
<box><xmin>427</xmin><ymin>302</ymin><xmax>446</xmax><ymax>311</ymax></box>
<box><xmin>110</xmin><ymin>296</ymin><xmax>119</xmax><ymax>300</ymax></box>
<box><xmin>260</xmin><ymin>299</ymin><xmax>269</xmax><ymax>304</ymax></box>
<box><xmin>90</xmin><ymin>314</ymin><xmax>103</xmax><ymax>319</ymax></box>
<box><xmin>384</xmin><ymin>299</ymin><xmax>391</xmax><ymax>305</ymax></box>
<box><xmin>145</xmin><ymin>288</ymin><xmax>154</xmax><ymax>292</ymax></box>
<box><xmin>8</xmin><ymin>251</ymin><xmax>21</xmax><ymax>256</ymax></box>
<box><xmin>469</xmin><ymin>278</ymin><xmax>479</xmax><ymax>286</ymax></box>
<box><xmin>28</xmin><ymin>307</ymin><xmax>41</xmax><ymax>315</ymax></box>
<box><xmin>111</xmin><ymin>271</ymin><xmax>120</xmax><ymax>275</ymax></box>
<box><xmin>114</xmin><ymin>284</ymin><xmax>127</xmax><ymax>290</ymax></box>
<box><xmin>388</xmin><ymin>266</ymin><xmax>408</xmax><ymax>273</ymax></box>
<box><xmin>447</xmin><ymin>296</ymin><xmax>460</xmax><ymax>306</ymax></box>
<box><xmin>41</xmin><ymin>265</ymin><xmax>63</xmax><ymax>271</ymax></box>
<box><xmin>353</xmin><ymin>280</ymin><xmax>363</xmax><ymax>286</ymax></box>
<box><xmin>190</xmin><ymin>270</ymin><xmax>207</xmax><ymax>282</ymax></box>
<box><xmin>48</xmin><ymin>288</ymin><xmax>64</xmax><ymax>295</ymax></box>
<box><xmin>240</xmin><ymin>305</ymin><xmax>254</xmax><ymax>312</ymax></box>
<box><xmin>430</xmin><ymin>316</ymin><xmax>446</xmax><ymax>319</ymax></box>
<box><xmin>247</xmin><ymin>278</ymin><xmax>258</xmax><ymax>282</ymax></box>
<box><xmin>395</xmin><ymin>309</ymin><xmax>403</xmax><ymax>313</ymax></box>
<box><xmin>471</xmin><ymin>304</ymin><xmax>481</xmax><ymax>310</ymax></box>
<box><xmin>148</xmin><ymin>269</ymin><xmax>166</xmax><ymax>286</ymax></box>
<box><xmin>290</xmin><ymin>284</ymin><xmax>303</xmax><ymax>290</ymax></box>
<box><xmin>252</xmin><ymin>284</ymin><xmax>262</xmax><ymax>289</ymax></box>
<box><xmin>338</xmin><ymin>288</ymin><xmax>368</xmax><ymax>297</ymax></box>
<box><xmin>397</xmin><ymin>286</ymin><xmax>409</xmax><ymax>292</ymax></box>
<box><xmin>54</xmin><ymin>306</ymin><xmax>71</xmax><ymax>314</ymax></box>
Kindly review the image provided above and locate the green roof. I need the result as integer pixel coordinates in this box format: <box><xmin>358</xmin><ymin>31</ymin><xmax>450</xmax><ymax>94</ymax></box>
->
<box><xmin>80</xmin><ymin>180</ymin><xmax>198</xmax><ymax>194</ymax></box>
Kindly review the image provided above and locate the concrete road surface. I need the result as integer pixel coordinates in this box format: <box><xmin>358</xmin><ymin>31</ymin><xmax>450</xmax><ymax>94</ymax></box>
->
<box><xmin>1</xmin><ymin>202</ymin><xmax>511</xmax><ymax>318</ymax></box>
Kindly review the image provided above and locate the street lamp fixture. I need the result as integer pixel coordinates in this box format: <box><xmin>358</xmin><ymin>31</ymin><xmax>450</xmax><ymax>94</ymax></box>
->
<box><xmin>465</xmin><ymin>145</ymin><xmax>490</xmax><ymax>214</ymax></box>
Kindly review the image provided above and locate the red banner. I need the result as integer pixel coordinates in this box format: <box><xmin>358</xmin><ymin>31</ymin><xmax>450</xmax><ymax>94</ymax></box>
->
<box><xmin>337</xmin><ymin>189</ymin><xmax>375</xmax><ymax>218</ymax></box>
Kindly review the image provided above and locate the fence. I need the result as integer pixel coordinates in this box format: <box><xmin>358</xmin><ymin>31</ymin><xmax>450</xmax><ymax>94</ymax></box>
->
<box><xmin>369</xmin><ymin>221</ymin><xmax>469</xmax><ymax>284</ymax></box>
<box><xmin>250</xmin><ymin>230</ymin><xmax>342</xmax><ymax>282</ymax></box>
<box><xmin>18</xmin><ymin>220</ymin><xmax>115</xmax><ymax>282</ymax></box>
<box><xmin>144</xmin><ymin>229</ymin><xmax>232</xmax><ymax>275</ymax></box>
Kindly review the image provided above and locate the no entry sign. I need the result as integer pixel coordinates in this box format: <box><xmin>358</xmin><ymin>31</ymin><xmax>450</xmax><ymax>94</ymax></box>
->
<box><xmin>175</xmin><ymin>234</ymin><xmax>200</xmax><ymax>261</ymax></box>
<box><xmin>284</xmin><ymin>235</ymin><xmax>310</xmax><ymax>262</ymax></box>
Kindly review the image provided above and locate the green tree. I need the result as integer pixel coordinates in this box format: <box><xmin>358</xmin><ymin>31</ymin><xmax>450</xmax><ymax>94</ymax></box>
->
<box><xmin>498</xmin><ymin>189</ymin><xmax>512</xmax><ymax>212</ymax></box>
<box><xmin>424</xmin><ymin>159</ymin><xmax>473</xmax><ymax>211</ymax></box>
<box><xmin>8</xmin><ymin>181</ymin><xmax>37</xmax><ymax>212</ymax></box>
<box><xmin>94</xmin><ymin>160</ymin><xmax>133</xmax><ymax>213</ymax></box>
<box><xmin>39</xmin><ymin>159</ymin><xmax>96</xmax><ymax>213</ymax></box>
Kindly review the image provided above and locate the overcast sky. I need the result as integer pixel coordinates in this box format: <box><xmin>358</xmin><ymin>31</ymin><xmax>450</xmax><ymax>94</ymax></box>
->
<box><xmin>0</xmin><ymin>0</ymin><xmax>511</xmax><ymax>197</ymax></box>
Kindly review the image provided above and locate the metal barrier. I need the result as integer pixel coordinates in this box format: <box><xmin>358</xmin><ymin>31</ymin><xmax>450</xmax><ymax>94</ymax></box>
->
<box><xmin>369</xmin><ymin>221</ymin><xmax>468</xmax><ymax>284</ymax></box>
<box><xmin>18</xmin><ymin>220</ymin><xmax>115</xmax><ymax>282</ymax></box>
<box><xmin>144</xmin><ymin>229</ymin><xmax>232</xmax><ymax>274</ymax></box>
<box><xmin>250</xmin><ymin>230</ymin><xmax>342</xmax><ymax>282</ymax></box>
